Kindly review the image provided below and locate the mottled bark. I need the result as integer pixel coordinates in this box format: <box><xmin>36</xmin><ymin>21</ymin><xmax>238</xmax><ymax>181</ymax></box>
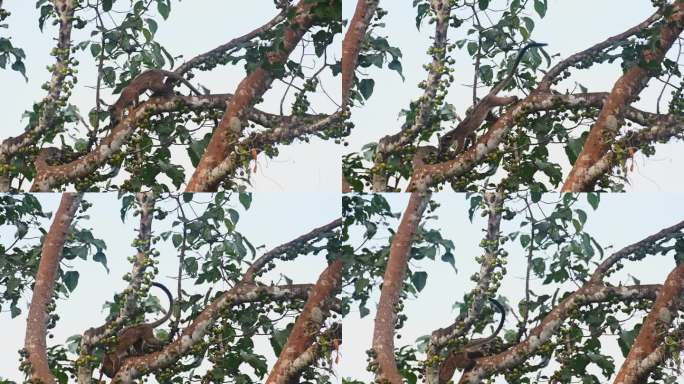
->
<box><xmin>459</xmin><ymin>284</ymin><xmax>662</xmax><ymax>384</ymax></box>
<box><xmin>372</xmin><ymin>0</ymin><xmax>451</xmax><ymax>192</ymax></box>
<box><xmin>562</xmin><ymin>2</ymin><xmax>684</xmax><ymax>191</ymax></box>
<box><xmin>112</xmin><ymin>283</ymin><xmax>314</xmax><ymax>382</ymax></box>
<box><xmin>186</xmin><ymin>0</ymin><xmax>317</xmax><ymax>191</ymax></box>
<box><xmin>76</xmin><ymin>192</ymin><xmax>156</xmax><ymax>383</ymax></box>
<box><xmin>425</xmin><ymin>190</ymin><xmax>504</xmax><ymax>384</ymax></box>
<box><xmin>24</xmin><ymin>193</ymin><xmax>82</xmax><ymax>384</ymax></box>
<box><xmin>613</xmin><ymin>263</ymin><xmax>684</xmax><ymax>384</ymax></box>
<box><xmin>265</xmin><ymin>260</ymin><xmax>343</xmax><ymax>384</ymax></box>
<box><xmin>342</xmin><ymin>0</ymin><xmax>379</xmax><ymax>106</ymax></box>
<box><xmin>372</xmin><ymin>192</ymin><xmax>431</xmax><ymax>383</ymax></box>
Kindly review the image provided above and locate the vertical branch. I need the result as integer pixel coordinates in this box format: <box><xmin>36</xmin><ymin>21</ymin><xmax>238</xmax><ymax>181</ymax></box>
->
<box><xmin>425</xmin><ymin>190</ymin><xmax>504</xmax><ymax>384</ymax></box>
<box><xmin>265</xmin><ymin>259</ymin><xmax>343</xmax><ymax>384</ymax></box>
<box><xmin>0</xmin><ymin>0</ymin><xmax>76</xmax><ymax>191</ymax></box>
<box><xmin>372</xmin><ymin>0</ymin><xmax>451</xmax><ymax>192</ymax></box>
<box><xmin>76</xmin><ymin>192</ymin><xmax>156</xmax><ymax>383</ymax></box>
<box><xmin>612</xmin><ymin>262</ymin><xmax>684</xmax><ymax>384</ymax></box>
<box><xmin>24</xmin><ymin>193</ymin><xmax>82</xmax><ymax>384</ymax></box>
<box><xmin>341</xmin><ymin>0</ymin><xmax>379</xmax><ymax>107</ymax></box>
<box><xmin>372</xmin><ymin>192</ymin><xmax>431</xmax><ymax>383</ymax></box>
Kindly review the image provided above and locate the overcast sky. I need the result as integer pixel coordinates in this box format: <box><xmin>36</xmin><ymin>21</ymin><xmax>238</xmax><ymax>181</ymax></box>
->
<box><xmin>343</xmin><ymin>0</ymin><xmax>684</xmax><ymax>191</ymax></box>
<box><xmin>341</xmin><ymin>192</ymin><xmax>684</xmax><ymax>382</ymax></box>
<box><xmin>0</xmin><ymin>0</ymin><xmax>342</xmax><ymax>192</ymax></box>
<box><xmin>0</xmin><ymin>192</ymin><xmax>339</xmax><ymax>382</ymax></box>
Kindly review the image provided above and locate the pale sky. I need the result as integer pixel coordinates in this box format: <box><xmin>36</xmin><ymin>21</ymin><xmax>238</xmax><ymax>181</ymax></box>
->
<box><xmin>0</xmin><ymin>0</ymin><xmax>342</xmax><ymax>192</ymax></box>
<box><xmin>0</xmin><ymin>192</ymin><xmax>339</xmax><ymax>382</ymax></box>
<box><xmin>341</xmin><ymin>192</ymin><xmax>684</xmax><ymax>382</ymax></box>
<box><xmin>343</xmin><ymin>0</ymin><xmax>684</xmax><ymax>192</ymax></box>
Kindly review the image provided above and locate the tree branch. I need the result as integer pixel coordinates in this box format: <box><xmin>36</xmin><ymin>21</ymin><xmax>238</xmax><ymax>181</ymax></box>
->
<box><xmin>24</xmin><ymin>193</ymin><xmax>82</xmax><ymax>384</ymax></box>
<box><xmin>372</xmin><ymin>0</ymin><xmax>452</xmax><ymax>192</ymax></box>
<box><xmin>186</xmin><ymin>0</ymin><xmax>318</xmax><ymax>191</ymax></box>
<box><xmin>562</xmin><ymin>2</ymin><xmax>684</xmax><ymax>191</ymax></box>
<box><xmin>372</xmin><ymin>191</ymin><xmax>431</xmax><ymax>383</ymax></box>
<box><xmin>613</xmin><ymin>262</ymin><xmax>684</xmax><ymax>383</ymax></box>
<box><xmin>243</xmin><ymin>218</ymin><xmax>342</xmax><ymax>282</ymax></box>
<box><xmin>341</xmin><ymin>0</ymin><xmax>379</xmax><ymax>107</ymax></box>
<box><xmin>265</xmin><ymin>260</ymin><xmax>343</xmax><ymax>384</ymax></box>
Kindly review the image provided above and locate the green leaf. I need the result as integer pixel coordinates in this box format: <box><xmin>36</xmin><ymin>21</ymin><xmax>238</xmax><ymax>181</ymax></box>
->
<box><xmin>441</xmin><ymin>252</ymin><xmax>457</xmax><ymax>273</ymax></box>
<box><xmin>172</xmin><ymin>233</ymin><xmax>183</xmax><ymax>247</ymax></box>
<box><xmin>412</xmin><ymin>271</ymin><xmax>428</xmax><ymax>292</ymax></box>
<box><xmin>358</xmin><ymin>78</ymin><xmax>375</xmax><ymax>100</ymax></box>
<box><xmin>63</xmin><ymin>270</ymin><xmax>80</xmax><ymax>292</ymax></box>
<box><xmin>520</xmin><ymin>234</ymin><xmax>530</xmax><ymax>248</ymax></box>
<box><xmin>146</xmin><ymin>18</ymin><xmax>158</xmax><ymax>34</ymax></box>
<box><xmin>157</xmin><ymin>0</ymin><xmax>170</xmax><ymax>19</ymax></box>
<box><xmin>587</xmin><ymin>193</ymin><xmax>600</xmax><ymax>210</ymax></box>
<box><xmin>90</xmin><ymin>43</ymin><xmax>101</xmax><ymax>58</ymax></box>
<box><xmin>534</xmin><ymin>0</ymin><xmax>547</xmax><ymax>17</ymax></box>
<box><xmin>359</xmin><ymin>304</ymin><xmax>370</xmax><ymax>318</ymax></box>
<box><xmin>93</xmin><ymin>251</ymin><xmax>109</xmax><ymax>273</ymax></box>
<box><xmin>238</xmin><ymin>193</ymin><xmax>252</xmax><ymax>210</ymax></box>
<box><xmin>388</xmin><ymin>59</ymin><xmax>404</xmax><ymax>81</ymax></box>
<box><xmin>478</xmin><ymin>0</ymin><xmax>490</xmax><ymax>10</ymax></box>
<box><xmin>102</xmin><ymin>0</ymin><xmax>113</xmax><ymax>12</ymax></box>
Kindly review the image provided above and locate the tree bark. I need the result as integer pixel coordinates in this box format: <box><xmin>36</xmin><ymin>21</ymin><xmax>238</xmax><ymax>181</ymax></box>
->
<box><xmin>561</xmin><ymin>2</ymin><xmax>684</xmax><ymax>191</ymax></box>
<box><xmin>341</xmin><ymin>0</ymin><xmax>379</xmax><ymax>106</ymax></box>
<box><xmin>265</xmin><ymin>259</ymin><xmax>343</xmax><ymax>384</ymax></box>
<box><xmin>613</xmin><ymin>262</ymin><xmax>684</xmax><ymax>383</ymax></box>
<box><xmin>372</xmin><ymin>192</ymin><xmax>430</xmax><ymax>383</ymax></box>
<box><xmin>24</xmin><ymin>193</ymin><xmax>82</xmax><ymax>384</ymax></box>
<box><xmin>185</xmin><ymin>0</ymin><xmax>317</xmax><ymax>191</ymax></box>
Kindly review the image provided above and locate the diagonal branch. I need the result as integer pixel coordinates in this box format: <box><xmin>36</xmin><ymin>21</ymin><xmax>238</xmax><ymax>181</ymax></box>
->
<box><xmin>265</xmin><ymin>260</ymin><xmax>343</xmax><ymax>384</ymax></box>
<box><xmin>458</xmin><ymin>284</ymin><xmax>663</xmax><ymax>383</ymax></box>
<box><xmin>561</xmin><ymin>2</ymin><xmax>684</xmax><ymax>191</ymax></box>
<box><xmin>243</xmin><ymin>218</ymin><xmax>342</xmax><ymax>282</ymax></box>
<box><xmin>613</xmin><ymin>262</ymin><xmax>684</xmax><ymax>383</ymax></box>
<box><xmin>185</xmin><ymin>0</ymin><xmax>319</xmax><ymax>192</ymax></box>
<box><xmin>174</xmin><ymin>4</ymin><xmax>289</xmax><ymax>76</ymax></box>
<box><xmin>28</xmin><ymin>93</ymin><xmax>328</xmax><ymax>191</ymax></box>
<box><xmin>111</xmin><ymin>282</ymin><xmax>314</xmax><ymax>383</ymax></box>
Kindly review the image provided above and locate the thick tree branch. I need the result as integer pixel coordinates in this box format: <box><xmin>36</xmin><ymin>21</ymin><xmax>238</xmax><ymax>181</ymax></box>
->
<box><xmin>186</xmin><ymin>0</ymin><xmax>318</xmax><ymax>192</ymax></box>
<box><xmin>111</xmin><ymin>283</ymin><xmax>314</xmax><ymax>382</ymax></box>
<box><xmin>458</xmin><ymin>284</ymin><xmax>662</xmax><ymax>383</ymax></box>
<box><xmin>372</xmin><ymin>191</ymin><xmax>431</xmax><ymax>383</ymax></box>
<box><xmin>613</xmin><ymin>262</ymin><xmax>684</xmax><ymax>383</ymax></box>
<box><xmin>28</xmin><ymin>93</ymin><xmax>328</xmax><ymax>191</ymax></box>
<box><xmin>341</xmin><ymin>0</ymin><xmax>379</xmax><ymax>106</ymax></box>
<box><xmin>24</xmin><ymin>193</ymin><xmax>82</xmax><ymax>384</ymax></box>
<box><xmin>425</xmin><ymin>190</ymin><xmax>504</xmax><ymax>383</ymax></box>
<box><xmin>265</xmin><ymin>260</ymin><xmax>343</xmax><ymax>384</ymax></box>
<box><xmin>76</xmin><ymin>192</ymin><xmax>156</xmax><ymax>383</ymax></box>
<box><xmin>562</xmin><ymin>2</ymin><xmax>684</xmax><ymax>191</ymax></box>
